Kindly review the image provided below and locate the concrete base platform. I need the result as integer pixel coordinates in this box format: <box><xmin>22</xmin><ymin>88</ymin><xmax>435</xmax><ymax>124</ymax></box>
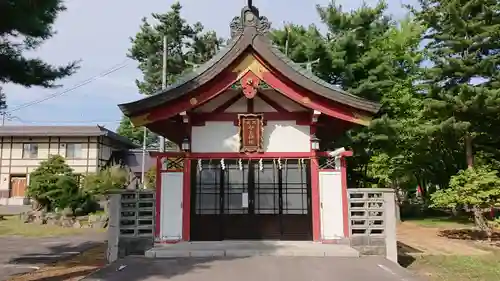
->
<box><xmin>145</xmin><ymin>241</ymin><xmax>359</xmax><ymax>258</ymax></box>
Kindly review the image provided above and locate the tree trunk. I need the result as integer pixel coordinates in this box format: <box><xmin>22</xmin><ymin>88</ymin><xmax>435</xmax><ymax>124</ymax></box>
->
<box><xmin>465</xmin><ymin>134</ymin><xmax>474</xmax><ymax>168</ymax></box>
<box><xmin>473</xmin><ymin>205</ymin><xmax>492</xmax><ymax>241</ymax></box>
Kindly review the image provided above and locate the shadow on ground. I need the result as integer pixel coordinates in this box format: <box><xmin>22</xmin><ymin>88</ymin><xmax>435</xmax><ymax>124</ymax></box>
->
<box><xmin>84</xmin><ymin>256</ymin><xmax>249</xmax><ymax>281</ymax></box>
<box><xmin>8</xmin><ymin>241</ymin><xmax>104</xmax><ymax>265</ymax></box>
<box><xmin>397</xmin><ymin>241</ymin><xmax>422</xmax><ymax>268</ymax></box>
<box><xmin>1</xmin><ymin>236</ymin><xmax>106</xmax><ymax>281</ymax></box>
<box><xmin>84</xmin><ymin>241</ymin><xmax>281</xmax><ymax>281</ymax></box>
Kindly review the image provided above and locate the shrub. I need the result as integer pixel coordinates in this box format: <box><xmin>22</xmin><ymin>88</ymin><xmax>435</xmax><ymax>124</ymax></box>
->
<box><xmin>145</xmin><ymin>165</ymin><xmax>156</xmax><ymax>189</ymax></box>
<box><xmin>82</xmin><ymin>165</ymin><xmax>129</xmax><ymax>195</ymax></box>
<box><xmin>431</xmin><ymin>166</ymin><xmax>500</xmax><ymax>239</ymax></box>
<box><xmin>28</xmin><ymin>155</ymin><xmax>85</xmax><ymax>212</ymax></box>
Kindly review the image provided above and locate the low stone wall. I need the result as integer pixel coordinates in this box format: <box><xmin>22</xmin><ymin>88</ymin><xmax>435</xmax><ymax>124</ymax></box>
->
<box><xmin>347</xmin><ymin>188</ymin><xmax>397</xmax><ymax>263</ymax></box>
<box><xmin>18</xmin><ymin>210</ymin><xmax>108</xmax><ymax>229</ymax></box>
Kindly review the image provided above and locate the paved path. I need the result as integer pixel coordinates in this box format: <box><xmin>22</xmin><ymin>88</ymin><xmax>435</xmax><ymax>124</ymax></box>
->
<box><xmin>84</xmin><ymin>255</ymin><xmax>424</xmax><ymax>281</ymax></box>
<box><xmin>0</xmin><ymin>233</ymin><xmax>105</xmax><ymax>281</ymax></box>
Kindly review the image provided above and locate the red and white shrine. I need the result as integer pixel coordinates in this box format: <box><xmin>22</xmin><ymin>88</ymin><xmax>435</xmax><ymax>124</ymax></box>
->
<box><xmin>119</xmin><ymin>4</ymin><xmax>380</xmax><ymax>243</ymax></box>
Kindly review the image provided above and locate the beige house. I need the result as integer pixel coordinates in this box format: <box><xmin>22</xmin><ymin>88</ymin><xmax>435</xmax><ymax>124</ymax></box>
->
<box><xmin>0</xmin><ymin>126</ymin><xmax>137</xmax><ymax>205</ymax></box>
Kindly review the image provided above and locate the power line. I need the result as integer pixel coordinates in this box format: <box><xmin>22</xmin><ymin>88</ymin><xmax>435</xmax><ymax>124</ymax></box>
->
<box><xmin>7</xmin><ymin>60</ymin><xmax>130</xmax><ymax>113</ymax></box>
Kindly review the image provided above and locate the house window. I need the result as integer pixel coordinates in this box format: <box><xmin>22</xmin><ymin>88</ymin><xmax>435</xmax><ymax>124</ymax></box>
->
<box><xmin>66</xmin><ymin>143</ymin><xmax>83</xmax><ymax>159</ymax></box>
<box><xmin>22</xmin><ymin>143</ymin><xmax>39</xmax><ymax>159</ymax></box>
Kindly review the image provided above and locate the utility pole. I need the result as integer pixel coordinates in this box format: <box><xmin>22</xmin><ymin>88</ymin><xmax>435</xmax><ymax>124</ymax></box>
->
<box><xmin>284</xmin><ymin>22</ymin><xmax>289</xmax><ymax>57</ymax></box>
<box><xmin>159</xmin><ymin>35</ymin><xmax>168</xmax><ymax>152</ymax></box>
<box><xmin>141</xmin><ymin>36</ymin><xmax>167</xmax><ymax>188</ymax></box>
<box><xmin>140</xmin><ymin>126</ymin><xmax>147</xmax><ymax>189</ymax></box>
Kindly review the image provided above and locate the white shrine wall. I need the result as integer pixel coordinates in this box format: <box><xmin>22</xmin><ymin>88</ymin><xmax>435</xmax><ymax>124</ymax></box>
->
<box><xmin>191</xmin><ymin>91</ymin><xmax>311</xmax><ymax>153</ymax></box>
<box><xmin>191</xmin><ymin>121</ymin><xmax>311</xmax><ymax>153</ymax></box>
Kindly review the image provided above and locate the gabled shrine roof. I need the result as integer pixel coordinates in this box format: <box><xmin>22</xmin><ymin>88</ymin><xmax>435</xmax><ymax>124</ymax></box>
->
<box><xmin>118</xmin><ymin>5</ymin><xmax>380</xmax><ymax>117</ymax></box>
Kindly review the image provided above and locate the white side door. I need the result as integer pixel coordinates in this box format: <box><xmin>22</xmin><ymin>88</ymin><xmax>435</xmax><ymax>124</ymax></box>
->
<box><xmin>160</xmin><ymin>172</ymin><xmax>183</xmax><ymax>240</ymax></box>
<box><xmin>319</xmin><ymin>171</ymin><xmax>344</xmax><ymax>240</ymax></box>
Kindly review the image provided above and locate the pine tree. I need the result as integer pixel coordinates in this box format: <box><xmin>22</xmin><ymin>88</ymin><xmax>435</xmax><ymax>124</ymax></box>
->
<box><xmin>0</xmin><ymin>1</ymin><xmax>78</xmax><ymax>88</ymax></box>
<box><xmin>412</xmin><ymin>0</ymin><xmax>500</xmax><ymax>168</ymax></box>
<box><xmin>316</xmin><ymin>1</ymin><xmax>394</xmax><ymax>101</ymax></box>
<box><xmin>118</xmin><ymin>2</ymin><xmax>222</xmax><ymax>146</ymax></box>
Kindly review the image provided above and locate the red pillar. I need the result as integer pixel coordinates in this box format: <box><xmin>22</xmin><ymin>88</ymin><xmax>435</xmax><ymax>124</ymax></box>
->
<box><xmin>155</xmin><ymin>155</ymin><xmax>162</xmax><ymax>238</ymax></box>
<box><xmin>182</xmin><ymin>156</ymin><xmax>191</xmax><ymax>241</ymax></box>
<box><xmin>311</xmin><ymin>155</ymin><xmax>321</xmax><ymax>241</ymax></box>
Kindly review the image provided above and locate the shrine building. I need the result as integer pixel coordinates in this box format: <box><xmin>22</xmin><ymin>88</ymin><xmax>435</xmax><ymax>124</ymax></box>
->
<box><xmin>118</xmin><ymin>3</ymin><xmax>380</xmax><ymax>243</ymax></box>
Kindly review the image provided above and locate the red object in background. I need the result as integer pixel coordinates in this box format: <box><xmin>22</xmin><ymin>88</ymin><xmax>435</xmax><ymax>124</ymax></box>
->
<box><xmin>416</xmin><ymin>185</ymin><xmax>422</xmax><ymax>196</ymax></box>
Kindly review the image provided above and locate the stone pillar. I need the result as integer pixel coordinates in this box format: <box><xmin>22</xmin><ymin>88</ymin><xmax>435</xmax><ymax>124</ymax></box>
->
<box><xmin>384</xmin><ymin>191</ymin><xmax>398</xmax><ymax>263</ymax></box>
<box><xmin>106</xmin><ymin>194</ymin><xmax>120</xmax><ymax>263</ymax></box>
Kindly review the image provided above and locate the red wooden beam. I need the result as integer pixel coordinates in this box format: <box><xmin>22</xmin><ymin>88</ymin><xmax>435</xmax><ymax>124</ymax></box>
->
<box><xmin>144</xmin><ymin>69</ymin><xmax>238</xmax><ymax>124</ymax></box>
<box><xmin>252</xmin><ymin>55</ymin><xmax>369</xmax><ymax>125</ymax></box>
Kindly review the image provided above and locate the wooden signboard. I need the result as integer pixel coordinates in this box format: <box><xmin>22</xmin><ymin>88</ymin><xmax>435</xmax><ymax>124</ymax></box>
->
<box><xmin>238</xmin><ymin>114</ymin><xmax>264</xmax><ymax>153</ymax></box>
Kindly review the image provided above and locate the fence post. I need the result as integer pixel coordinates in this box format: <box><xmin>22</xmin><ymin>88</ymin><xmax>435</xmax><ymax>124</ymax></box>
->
<box><xmin>384</xmin><ymin>191</ymin><xmax>398</xmax><ymax>263</ymax></box>
<box><xmin>107</xmin><ymin>194</ymin><xmax>121</xmax><ymax>263</ymax></box>
<box><xmin>106</xmin><ymin>190</ymin><xmax>155</xmax><ymax>263</ymax></box>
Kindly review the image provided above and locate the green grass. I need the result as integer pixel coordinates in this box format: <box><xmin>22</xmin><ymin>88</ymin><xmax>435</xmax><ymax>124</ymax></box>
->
<box><xmin>408</xmin><ymin>250</ymin><xmax>500</xmax><ymax>281</ymax></box>
<box><xmin>0</xmin><ymin>216</ymin><xmax>104</xmax><ymax>237</ymax></box>
<box><xmin>404</xmin><ymin>216</ymin><xmax>474</xmax><ymax>228</ymax></box>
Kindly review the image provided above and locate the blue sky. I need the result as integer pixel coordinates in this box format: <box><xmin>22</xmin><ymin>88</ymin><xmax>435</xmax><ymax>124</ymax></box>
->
<box><xmin>3</xmin><ymin>0</ymin><xmax>416</xmax><ymax>130</ymax></box>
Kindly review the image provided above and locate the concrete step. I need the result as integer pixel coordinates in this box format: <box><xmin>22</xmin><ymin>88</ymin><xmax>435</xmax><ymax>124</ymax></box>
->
<box><xmin>145</xmin><ymin>241</ymin><xmax>359</xmax><ymax>258</ymax></box>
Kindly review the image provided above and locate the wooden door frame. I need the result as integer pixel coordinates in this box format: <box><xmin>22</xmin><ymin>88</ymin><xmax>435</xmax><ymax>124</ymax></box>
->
<box><xmin>9</xmin><ymin>174</ymin><xmax>27</xmax><ymax>198</ymax></box>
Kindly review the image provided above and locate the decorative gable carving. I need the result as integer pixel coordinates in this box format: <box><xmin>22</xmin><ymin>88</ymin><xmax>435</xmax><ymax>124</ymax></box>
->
<box><xmin>230</xmin><ymin>5</ymin><xmax>271</xmax><ymax>38</ymax></box>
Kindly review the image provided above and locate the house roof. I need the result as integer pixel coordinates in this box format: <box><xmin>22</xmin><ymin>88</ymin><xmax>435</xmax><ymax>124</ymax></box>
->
<box><xmin>118</xmin><ymin>5</ymin><xmax>381</xmax><ymax>118</ymax></box>
<box><xmin>0</xmin><ymin>125</ymin><xmax>138</xmax><ymax>148</ymax></box>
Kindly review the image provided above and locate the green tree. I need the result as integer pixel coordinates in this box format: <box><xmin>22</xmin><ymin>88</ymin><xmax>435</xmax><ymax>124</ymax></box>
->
<box><xmin>412</xmin><ymin>0</ymin><xmax>500</xmax><ymax>169</ymax></box>
<box><xmin>27</xmin><ymin>155</ymin><xmax>79</xmax><ymax>211</ymax></box>
<box><xmin>117</xmin><ymin>117</ymin><xmax>159</xmax><ymax>148</ymax></box>
<box><xmin>431</xmin><ymin>166</ymin><xmax>500</xmax><ymax>239</ymax></box>
<box><xmin>117</xmin><ymin>2</ymin><xmax>222</xmax><ymax>146</ymax></box>
<box><xmin>82</xmin><ymin>165</ymin><xmax>129</xmax><ymax>196</ymax></box>
<box><xmin>271</xmin><ymin>2</ymin><xmax>431</xmax><ymax>189</ymax></box>
<box><xmin>315</xmin><ymin>1</ymin><xmax>393</xmax><ymax>101</ymax></box>
<box><xmin>0</xmin><ymin>1</ymin><xmax>78</xmax><ymax>88</ymax></box>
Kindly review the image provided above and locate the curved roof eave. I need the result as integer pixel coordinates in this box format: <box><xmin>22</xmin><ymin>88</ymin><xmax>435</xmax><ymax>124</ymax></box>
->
<box><xmin>118</xmin><ymin>31</ymin><xmax>249</xmax><ymax>116</ymax></box>
<box><xmin>252</xmin><ymin>35</ymin><xmax>380</xmax><ymax>113</ymax></box>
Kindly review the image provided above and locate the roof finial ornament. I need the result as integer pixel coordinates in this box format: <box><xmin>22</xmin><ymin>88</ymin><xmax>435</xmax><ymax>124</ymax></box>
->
<box><xmin>230</xmin><ymin>1</ymin><xmax>271</xmax><ymax>38</ymax></box>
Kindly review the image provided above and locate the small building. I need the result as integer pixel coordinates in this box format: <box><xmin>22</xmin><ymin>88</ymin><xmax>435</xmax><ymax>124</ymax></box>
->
<box><xmin>119</xmin><ymin>4</ymin><xmax>380</xmax><ymax>243</ymax></box>
<box><xmin>0</xmin><ymin>125</ymin><xmax>137</xmax><ymax>205</ymax></box>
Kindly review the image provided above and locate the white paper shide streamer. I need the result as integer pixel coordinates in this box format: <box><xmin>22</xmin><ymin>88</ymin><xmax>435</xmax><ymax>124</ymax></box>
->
<box><xmin>220</xmin><ymin>158</ymin><xmax>225</xmax><ymax>170</ymax></box>
<box><xmin>197</xmin><ymin>159</ymin><xmax>202</xmax><ymax>171</ymax></box>
<box><xmin>259</xmin><ymin>158</ymin><xmax>263</xmax><ymax>171</ymax></box>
